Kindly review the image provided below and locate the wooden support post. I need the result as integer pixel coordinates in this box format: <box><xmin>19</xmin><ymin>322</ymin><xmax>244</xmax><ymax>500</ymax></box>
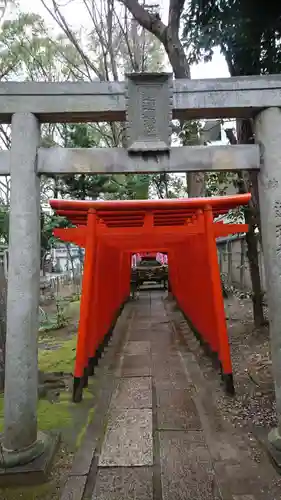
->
<box><xmin>73</xmin><ymin>209</ymin><xmax>97</xmax><ymax>403</ymax></box>
<box><xmin>88</xmin><ymin>240</ymin><xmax>102</xmax><ymax>368</ymax></box>
<box><xmin>204</xmin><ymin>206</ymin><xmax>234</xmax><ymax>395</ymax></box>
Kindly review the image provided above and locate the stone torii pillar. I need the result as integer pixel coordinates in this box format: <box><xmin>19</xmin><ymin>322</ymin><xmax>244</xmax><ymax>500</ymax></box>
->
<box><xmin>255</xmin><ymin>107</ymin><xmax>281</xmax><ymax>461</ymax></box>
<box><xmin>1</xmin><ymin>113</ymin><xmax>53</xmax><ymax>474</ymax></box>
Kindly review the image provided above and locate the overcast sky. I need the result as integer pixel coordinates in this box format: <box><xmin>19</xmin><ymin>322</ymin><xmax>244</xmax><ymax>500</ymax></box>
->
<box><xmin>18</xmin><ymin>0</ymin><xmax>230</xmax><ymax>80</ymax></box>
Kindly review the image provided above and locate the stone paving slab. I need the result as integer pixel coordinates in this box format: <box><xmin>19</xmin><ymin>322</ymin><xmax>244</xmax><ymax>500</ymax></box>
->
<box><xmin>124</xmin><ymin>340</ymin><xmax>151</xmax><ymax>355</ymax></box>
<box><xmin>156</xmin><ymin>388</ymin><xmax>202</xmax><ymax>431</ymax></box>
<box><xmin>121</xmin><ymin>354</ymin><xmax>152</xmax><ymax>377</ymax></box>
<box><xmin>154</xmin><ymin>371</ymin><xmax>188</xmax><ymax>391</ymax></box>
<box><xmin>111</xmin><ymin>377</ymin><xmax>152</xmax><ymax>409</ymax></box>
<box><xmin>159</xmin><ymin>430</ymin><xmax>221</xmax><ymax>500</ymax></box>
<box><xmin>214</xmin><ymin>461</ymin><xmax>281</xmax><ymax>500</ymax></box>
<box><xmin>99</xmin><ymin>408</ymin><xmax>153</xmax><ymax>466</ymax></box>
<box><xmin>60</xmin><ymin>292</ymin><xmax>281</xmax><ymax>500</ymax></box>
<box><xmin>129</xmin><ymin>329</ymin><xmax>155</xmax><ymax>341</ymax></box>
<box><xmin>92</xmin><ymin>467</ymin><xmax>153</xmax><ymax>500</ymax></box>
<box><xmin>61</xmin><ymin>476</ymin><xmax>87</xmax><ymax>500</ymax></box>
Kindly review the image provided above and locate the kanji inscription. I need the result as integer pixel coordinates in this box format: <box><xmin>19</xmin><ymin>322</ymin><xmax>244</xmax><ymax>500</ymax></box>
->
<box><xmin>274</xmin><ymin>200</ymin><xmax>281</xmax><ymax>218</ymax></box>
<box><xmin>276</xmin><ymin>223</ymin><xmax>281</xmax><ymax>257</ymax></box>
<box><xmin>125</xmin><ymin>72</ymin><xmax>173</xmax><ymax>153</ymax></box>
<box><xmin>140</xmin><ymin>87</ymin><xmax>157</xmax><ymax>137</ymax></box>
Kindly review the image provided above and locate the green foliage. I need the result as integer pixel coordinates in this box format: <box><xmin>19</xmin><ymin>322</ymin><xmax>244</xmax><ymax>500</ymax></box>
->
<box><xmin>205</xmin><ymin>172</ymin><xmax>235</xmax><ymax>197</ymax></box>
<box><xmin>151</xmin><ymin>173</ymin><xmax>186</xmax><ymax>199</ymax></box>
<box><xmin>105</xmin><ymin>174</ymin><xmax>150</xmax><ymax>200</ymax></box>
<box><xmin>0</xmin><ymin>206</ymin><xmax>9</xmax><ymax>243</ymax></box>
<box><xmin>58</xmin><ymin>123</ymin><xmax>151</xmax><ymax>201</ymax></box>
<box><xmin>179</xmin><ymin>121</ymin><xmax>203</xmax><ymax>145</ymax></box>
<box><xmin>41</xmin><ymin>212</ymin><xmax>70</xmax><ymax>253</ymax></box>
<box><xmin>183</xmin><ymin>1</ymin><xmax>281</xmax><ymax>76</ymax></box>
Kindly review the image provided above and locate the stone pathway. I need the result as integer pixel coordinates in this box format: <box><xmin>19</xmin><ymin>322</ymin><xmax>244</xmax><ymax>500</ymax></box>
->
<box><xmin>61</xmin><ymin>291</ymin><xmax>281</xmax><ymax>500</ymax></box>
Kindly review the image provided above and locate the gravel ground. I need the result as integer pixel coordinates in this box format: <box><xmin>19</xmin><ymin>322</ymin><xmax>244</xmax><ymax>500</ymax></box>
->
<box><xmin>173</xmin><ymin>292</ymin><xmax>278</xmax><ymax>467</ymax></box>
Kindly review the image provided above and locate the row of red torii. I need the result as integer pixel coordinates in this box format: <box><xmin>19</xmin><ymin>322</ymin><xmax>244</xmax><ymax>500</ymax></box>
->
<box><xmin>2</xmin><ymin>73</ymin><xmax>281</xmax><ymax>477</ymax></box>
<box><xmin>50</xmin><ymin>193</ymin><xmax>251</xmax><ymax>401</ymax></box>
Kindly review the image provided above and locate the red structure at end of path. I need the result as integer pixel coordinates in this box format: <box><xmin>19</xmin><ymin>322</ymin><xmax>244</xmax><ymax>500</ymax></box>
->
<box><xmin>50</xmin><ymin>194</ymin><xmax>251</xmax><ymax>402</ymax></box>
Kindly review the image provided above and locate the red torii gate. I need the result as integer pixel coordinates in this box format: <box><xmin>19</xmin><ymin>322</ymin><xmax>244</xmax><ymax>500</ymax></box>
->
<box><xmin>50</xmin><ymin>194</ymin><xmax>251</xmax><ymax>401</ymax></box>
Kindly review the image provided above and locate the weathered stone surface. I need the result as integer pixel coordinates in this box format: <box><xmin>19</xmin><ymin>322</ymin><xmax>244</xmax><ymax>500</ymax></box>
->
<box><xmin>0</xmin><ymin>75</ymin><xmax>280</xmax><ymax>124</ymax></box>
<box><xmin>156</xmin><ymin>389</ymin><xmax>201</xmax><ymax>430</ymax></box>
<box><xmin>153</xmin><ymin>360</ymin><xmax>188</xmax><ymax>385</ymax></box>
<box><xmin>4</xmin><ymin>112</ymin><xmax>41</xmax><ymax>451</ymax></box>
<box><xmin>92</xmin><ymin>467</ymin><xmax>153</xmax><ymax>500</ymax></box>
<box><xmin>159</xmin><ymin>431</ymin><xmax>220</xmax><ymax>500</ymax></box>
<box><xmin>70</xmin><ymin>435</ymin><xmax>97</xmax><ymax>476</ymax></box>
<box><xmin>61</xmin><ymin>476</ymin><xmax>87</xmax><ymax>500</ymax></box>
<box><xmin>214</xmin><ymin>461</ymin><xmax>276</xmax><ymax>499</ymax></box>
<box><xmin>36</xmin><ymin>143</ymin><xmax>260</xmax><ymax>175</ymax></box>
<box><xmin>121</xmin><ymin>355</ymin><xmax>152</xmax><ymax>377</ymax></box>
<box><xmin>0</xmin><ymin>431</ymin><xmax>59</xmax><ymax>487</ymax></box>
<box><xmin>129</xmin><ymin>329</ymin><xmax>155</xmax><ymax>341</ymax></box>
<box><xmin>126</xmin><ymin>72</ymin><xmax>172</xmax><ymax>153</ymax></box>
<box><xmin>124</xmin><ymin>341</ymin><xmax>151</xmax><ymax>356</ymax></box>
<box><xmin>232</xmin><ymin>496</ymin><xmax>256</xmax><ymax>500</ymax></box>
<box><xmin>255</xmin><ymin>107</ymin><xmax>281</xmax><ymax>432</ymax></box>
<box><xmin>111</xmin><ymin>377</ymin><xmax>152</xmax><ymax>409</ymax></box>
<box><xmin>99</xmin><ymin>409</ymin><xmax>153</xmax><ymax>466</ymax></box>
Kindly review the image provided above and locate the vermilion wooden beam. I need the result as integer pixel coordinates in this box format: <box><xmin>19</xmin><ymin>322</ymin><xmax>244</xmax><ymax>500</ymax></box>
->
<box><xmin>50</xmin><ymin>193</ymin><xmax>251</xmax><ymax>213</ymax></box>
<box><xmin>53</xmin><ymin>227</ymin><xmax>86</xmax><ymax>246</ymax></box>
<box><xmin>50</xmin><ymin>193</ymin><xmax>252</xmax><ymax>402</ymax></box>
<box><xmin>54</xmin><ymin>222</ymin><xmax>249</xmax><ymax>248</ymax></box>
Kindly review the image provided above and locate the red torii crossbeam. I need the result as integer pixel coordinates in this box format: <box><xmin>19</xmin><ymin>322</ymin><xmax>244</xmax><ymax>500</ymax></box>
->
<box><xmin>50</xmin><ymin>194</ymin><xmax>251</xmax><ymax>401</ymax></box>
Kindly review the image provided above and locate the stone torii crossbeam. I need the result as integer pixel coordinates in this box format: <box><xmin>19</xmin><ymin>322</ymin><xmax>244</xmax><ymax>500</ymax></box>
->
<box><xmin>1</xmin><ymin>72</ymin><xmax>281</xmax><ymax>480</ymax></box>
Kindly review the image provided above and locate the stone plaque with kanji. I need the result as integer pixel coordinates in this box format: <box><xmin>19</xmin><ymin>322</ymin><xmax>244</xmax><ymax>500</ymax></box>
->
<box><xmin>125</xmin><ymin>73</ymin><xmax>173</xmax><ymax>153</ymax></box>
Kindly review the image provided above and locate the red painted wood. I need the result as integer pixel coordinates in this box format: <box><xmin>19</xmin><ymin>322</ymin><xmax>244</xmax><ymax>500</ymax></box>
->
<box><xmin>50</xmin><ymin>194</ymin><xmax>251</xmax><ymax>397</ymax></box>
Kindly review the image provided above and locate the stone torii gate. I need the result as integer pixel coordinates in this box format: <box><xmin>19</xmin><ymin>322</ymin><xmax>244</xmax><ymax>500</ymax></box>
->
<box><xmin>0</xmin><ymin>72</ymin><xmax>281</xmax><ymax>477</ymax></box>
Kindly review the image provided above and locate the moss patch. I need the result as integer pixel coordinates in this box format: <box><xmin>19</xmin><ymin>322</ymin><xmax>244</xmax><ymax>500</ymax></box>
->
<box><xmin>0</xmin><ymin>395</ymin><xmax>73</xmax><ymax>433</ymax></box>
<box><xmin>0</xmin><ymin>299</ymin><xmax>95</xmax><ymax>499</ymax></box>
<box><xmin>63</xmin><ymin>300</ymin><xmax>80</xmax><ymax>320</ymax></box>
<box><xmin>0</xmin><ymin>482</ymin><xmax>57</xmax><ymax>500</ymax></box>
<box><xmin>38</xmin><ymin>337</ymin><xmax>77</xmax><ymax>373</ymax></box>
<box><xmin>37</xmin><ymin>399</ymin><xmax>73</xmax><ymax>431</ymax></box>
<box><xmin>76</xmin><ymin>406</ymin><xmax>95</xmax><ymax>449</ymax></box>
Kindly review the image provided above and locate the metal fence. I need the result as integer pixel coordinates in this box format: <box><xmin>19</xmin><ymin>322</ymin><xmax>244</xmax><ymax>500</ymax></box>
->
<box><xmin>217</xmin><ymin>235</ymin><xmax>266</xmax><ymax>292</ymax></box>
<box><xmin>40</xmin><ymin>271</ymin><xmax>82</xmax><ymax>303</ymax></box>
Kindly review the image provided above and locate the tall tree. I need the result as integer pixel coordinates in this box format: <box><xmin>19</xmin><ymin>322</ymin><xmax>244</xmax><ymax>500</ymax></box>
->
<box><xmin>181</xmin><ymin>0</ymin><xmax>281</xmax><ymax>326</ymax></box>
<box><xmin>40</xmin><ymin>0</ymin><xmax>168</xmax><ymax>200</ymax></box>
<box><xmin>117</xmin><ymin>0</ymin><xmax>204</xmax><ymax>198</ymax></box>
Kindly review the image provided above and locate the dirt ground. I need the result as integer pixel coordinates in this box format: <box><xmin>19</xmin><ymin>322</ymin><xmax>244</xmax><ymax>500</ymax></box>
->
<box><xmin>174</xmin><ymin>292</ymin><xmax>277</xmax><ymax>462</ymax></box>
<box><xmin>222</xmin><ymin>295</ymin><xmax>276</xmax><ymax>431</ymax></box>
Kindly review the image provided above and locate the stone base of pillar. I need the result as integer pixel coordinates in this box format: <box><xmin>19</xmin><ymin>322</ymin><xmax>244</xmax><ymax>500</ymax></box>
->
<box><xmin>265</xmin><ymin>427</ymin><xmax>281</xmax><ymax>471</ymax></box>
<box><xmin>254</xmin><ymin>427</ymin><xmax>281</xmax><ymax>473</ymax></box>
<box><xmin>0</xmin><ymin>431</ymin><xmax>59</xmax><ymax>486</ymax></box>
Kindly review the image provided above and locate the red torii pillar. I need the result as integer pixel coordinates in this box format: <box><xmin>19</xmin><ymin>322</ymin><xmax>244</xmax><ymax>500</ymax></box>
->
<box><xmin>51</xmin><ymin>195</ymin><xmax>250</xmax><ymax>401</ymax></box>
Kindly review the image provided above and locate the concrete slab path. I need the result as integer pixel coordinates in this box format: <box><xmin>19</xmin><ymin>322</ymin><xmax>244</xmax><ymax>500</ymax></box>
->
<box><xmin>61</xmin><ymin>291</ymin><xmax>281</xmax><ymax>500</ymax></box>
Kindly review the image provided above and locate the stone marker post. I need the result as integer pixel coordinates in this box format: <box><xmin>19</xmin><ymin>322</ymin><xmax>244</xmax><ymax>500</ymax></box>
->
<box><xmin>255</xmin><ymin>107</ymin><xmax>281</xmax><ymax>451</ymax></box>
<box><xmin>2</xmin><ymin>113</ymin><xmax>44</xmax><ymax>464</ymax></box>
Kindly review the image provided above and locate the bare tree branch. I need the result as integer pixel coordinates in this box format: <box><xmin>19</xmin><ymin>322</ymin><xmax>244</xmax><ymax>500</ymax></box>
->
<box><xmin>118</xmin><ymin>0</ymin><xmax>167</xmax><ymax>44</ymax></box>
<box><xmin>41</xmin><ymin>0</ymin><xmax>103</xmax><ymax>80</ymax></box>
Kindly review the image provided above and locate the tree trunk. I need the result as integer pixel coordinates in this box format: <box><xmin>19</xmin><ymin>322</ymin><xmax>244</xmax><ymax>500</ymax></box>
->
<box><xmin>236</xmin><ymin>119</ymin><xmax>265</xmax><ymax>327</ymax></box>
<box><xmin>119</xmin><ymin>0</ymin><xmax>205</xmax><ymax>198</ymax></box>
<box><xmin>66</xmin><ymin>243</ymin><xmax>75</xmax><ymax>277</ymax></box>
<box><xmin>164</xmin><ymin>26</ymin><xmax>205</xmax><ymax>197</ymax></box>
